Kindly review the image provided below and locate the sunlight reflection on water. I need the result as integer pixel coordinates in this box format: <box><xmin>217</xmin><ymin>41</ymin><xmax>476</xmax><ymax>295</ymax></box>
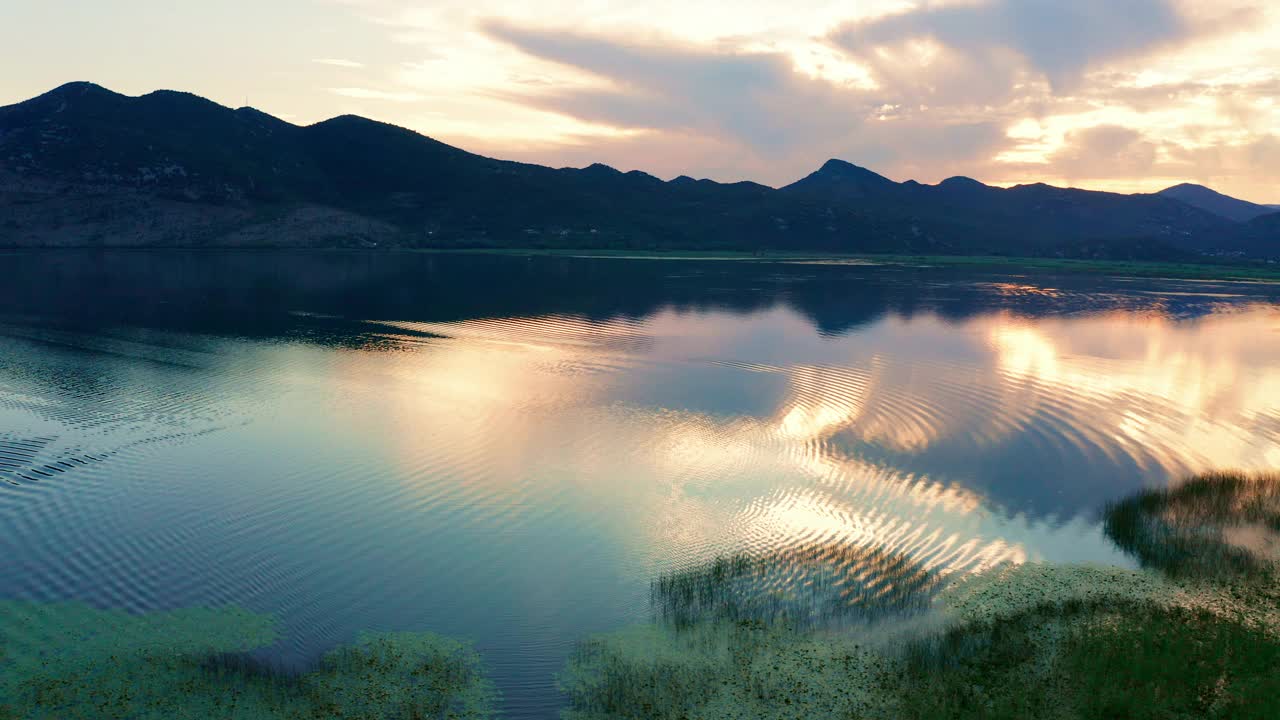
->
<box><xmin>1</xmin><ymin>251</ymin><xmax>1278</xmax><ymax>717</ymax></box>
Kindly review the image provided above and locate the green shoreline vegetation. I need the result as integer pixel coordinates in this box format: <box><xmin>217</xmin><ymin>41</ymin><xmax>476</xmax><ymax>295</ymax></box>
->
<box><xmin>0</xmin><ymin>603</ymin><xmax>497</xmax><ymax>719</ymax></box>
<box><xmin>561</xmin><ymin>471</ymin><xmax>1280</xmax><ymax>720</ymax></box>
<box><xmin>3</xmin><ymin>472</ymin><xmax>1278</xmax><ymax>718</ymax></box>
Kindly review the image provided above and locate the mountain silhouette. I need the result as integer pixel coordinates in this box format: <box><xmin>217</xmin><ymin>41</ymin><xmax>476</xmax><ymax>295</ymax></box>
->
<box><xmin>1156</xmin><ymin>183</ymin><xmax>1275</xmax><ymax>223</ymax></box>
<box><xmin>0</xmin><ymin>82</ymin><xmax>1274</xmax><ymax>259</ymax></box>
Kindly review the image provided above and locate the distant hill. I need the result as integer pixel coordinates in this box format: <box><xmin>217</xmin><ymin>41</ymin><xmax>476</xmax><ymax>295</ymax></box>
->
<box><xmin>0</xmin><ymin>82</ymin><xmax>1272</xmax><ymax>259</ymax></box>
<box><xmin>1155</xmin><ymin>184</ymin><xmax>1274</xmax><ymax>223</ymax></box>
<box><xmin>1238</xmin><ymin>212</ymin><xmax>1280</xmax><ymax>256</ymax></box>
<box><xmin>782</xmin><ymin>163</ymin><xmax>1242</xmax><ymax>258</ymax></box>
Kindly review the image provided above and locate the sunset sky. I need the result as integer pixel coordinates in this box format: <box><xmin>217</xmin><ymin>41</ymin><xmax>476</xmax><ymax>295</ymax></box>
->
<box><xmin>4</xmin><ymin>0</ymin><xmax>1278</xmax><ymax>202</ymax></box>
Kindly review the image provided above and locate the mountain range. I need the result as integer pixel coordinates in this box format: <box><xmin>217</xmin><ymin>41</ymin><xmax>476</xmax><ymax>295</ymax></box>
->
<box><xmin>1</xmin><ymin>82</ymin><xmax>1276</xmax><ymax>260</ymax></box>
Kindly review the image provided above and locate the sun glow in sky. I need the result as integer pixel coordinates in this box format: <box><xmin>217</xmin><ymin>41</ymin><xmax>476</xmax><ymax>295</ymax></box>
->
<box><xmin>3</xmin><ymin>0</ymin><xmax>1277</xmax><ymax>202</ymax></box>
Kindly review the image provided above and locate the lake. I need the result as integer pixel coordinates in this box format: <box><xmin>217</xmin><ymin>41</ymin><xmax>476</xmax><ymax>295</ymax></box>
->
<box><xmin>2</xmin><ymin>250</ymin><xmax>1279</xmax><ymax>717</ymax></box>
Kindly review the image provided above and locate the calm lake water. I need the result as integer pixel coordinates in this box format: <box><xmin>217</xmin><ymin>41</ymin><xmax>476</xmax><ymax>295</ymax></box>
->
<box><xmin>2</xmin><ymin>251</ymin><xmax>1279</xmax><ymax>716</ymax></box>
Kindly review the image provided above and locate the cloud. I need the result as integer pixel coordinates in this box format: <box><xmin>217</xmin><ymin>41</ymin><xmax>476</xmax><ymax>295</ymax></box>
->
<box><xmin>1165</xmin><ymin>134</ymin><xmax>1280</xmax><ymax>184</ymax></box>
<box><xmin>317</xmin><ymin>1</ymin><xmax>1280</xmax><ymax>200</ymax></box>
<box><xmin>480</xmin><ymin>20</ymin><xmax>1009</xmax><ymax>183</ymax></box>
<box><xmin>831</xmin><ymin>0</ymin><xmax>1195</xmax><ymax>92</ymax></box>
<box><xmin>481</xmin><ymin>20</ymin><xmax>858</xmax><ymax>151</ymax></box>
<box><xmin>328</xmin><ymin>87</ymin><xmax>423</xmax><ymax>102</ymax></box>
<box><xmin>313</xmin><ymin>58</ymin><xmax>366</xmax><ymax>69</ymax></box>
<box><xmin>1050</xmin><ymin>125</ymin><xmax>1159</xmax><ymax>180</ymax></box>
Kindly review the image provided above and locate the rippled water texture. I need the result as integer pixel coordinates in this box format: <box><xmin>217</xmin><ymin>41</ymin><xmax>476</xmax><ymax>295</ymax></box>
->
<box><xmin>2</xmin><ymin>251</ymin><xmax>1279</xmax><ymax>717</ymax></box>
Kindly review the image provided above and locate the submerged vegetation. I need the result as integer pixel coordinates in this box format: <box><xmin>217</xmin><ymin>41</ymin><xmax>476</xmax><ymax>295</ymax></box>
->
<box><xmin>5</xmin><ymin>472</ymin><xmax>1279</xmax><ymax>718</ymax></box>
<box><xmin>562</xmin><ymin>471</ymin><xmax>1280</xmax><ymax>720</ymax></box>
<box><xmin>0</xmin><ymin>602</ymin><xmax>496</xmax><ymax>719</ymax></box>
<box><xmin>1105</xmin><ymin>470</ymin><xmax>1280</xmax><ymax>581</ymax></box>
<box><xmin>651</xmin><ymin>542</ymin><xmax>942</xmax><ymax>630</ymax></box>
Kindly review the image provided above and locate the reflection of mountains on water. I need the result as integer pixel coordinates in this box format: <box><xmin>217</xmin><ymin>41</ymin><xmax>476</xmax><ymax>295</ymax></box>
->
<box><xmin>3</xmin><ymin>253</ymin><xmax>1279</xmax><ymax>555</ymax></box>
<box><xmin>3</xmin><ymin>251</ymin><xmax>1279</xmax><ymax>720</ymax></box>
<box><xmin>3</xmin><ymin>251</ymin><xmax>1277</xmax><ymax>343</ymax></box>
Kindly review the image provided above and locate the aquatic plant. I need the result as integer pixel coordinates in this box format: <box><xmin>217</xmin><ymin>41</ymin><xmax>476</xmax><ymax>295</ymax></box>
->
<box><xmin>0</xmin><ymin>601</ymin><xmax>279</xmax><ymax>719</ymax></box>
<box><xmin>937</xmin><ymin>562</ymin><xmax>1185</xmax><ymax>624</ymax></box>
<box><xmin>899</xmin><ymin>600</ymin><xmax>1280</xmax><ymax>720</ymax></box>
<box><xmin>564</xmin><ymin>542</ymin><xmax>944</xmax><ymax>720</ymax></box>
<box><xmin>307</xmin><ymin>632</ymin><xmax>497</xmax><ymax>720</ymax></box>
<box><xmin>0</xmin><ymin>601</ymin><xmax>497</xmax><ymax>719</ymax></box>
<box><xmin>562</xmin><ymin>552</ymin><xmax>1280</xmax><ymax>720</ymax></box>
<box><xmin>651</xmin><ymin>542</ymin><xmax>942</xmax><ymax>630</ymax></box>
<box><xmin>559</xmin><ymin>620</ymin><xmax>899</xmax><ymax>720</ymax></box>
<box><xmin>1105</xmin><ymin>470</ymin><xmax>1280</xmax><ymax>580</ymax></box>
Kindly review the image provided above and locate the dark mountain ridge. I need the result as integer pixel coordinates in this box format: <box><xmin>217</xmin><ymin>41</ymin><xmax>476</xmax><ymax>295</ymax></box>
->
<box><xmin>1</xmin><ymin>82</ymin><xmax>1274</xmax><ymax>259</ymax></box>
<box><xmin>1155</xmin><ymin>183</ymin><xmax>1274</xmax><ymax>223</ymax></box>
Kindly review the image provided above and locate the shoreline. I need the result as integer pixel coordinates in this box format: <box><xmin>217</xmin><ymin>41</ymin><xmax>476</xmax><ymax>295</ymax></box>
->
<box><xmin>5</xmin><ymin>246</ymin><xmax>1278</xmax><ymax>282</ymax></box>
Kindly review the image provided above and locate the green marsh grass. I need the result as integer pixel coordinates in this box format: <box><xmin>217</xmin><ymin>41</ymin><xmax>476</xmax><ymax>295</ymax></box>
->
<box><xmin>651</xmin><ymin>542</ymin><xmax>942</xmax><ymax>630</ymax></box>
<box><xmin>0</xmin><ymin>601</ymin><xmax>497</xmax><ymax>719</ymax></box>
<box><xmin>559</xmin><ymin>619</ymin><xmax>902</xmax><ymax>720</ymax></box>
<box><xmin>898</xmin><ymin>600</ymin><xmax>1280</xmax><ymax>720</ymax></box>
<box><xmin>563</xmin><ymin>473</ymin><xmax>1280</xmax><ymax>720</ymax></box>
<box><xmin>1105</xmin><ymin>470</ymin><xmax>1280</xmax><ymax>580</ymax></box>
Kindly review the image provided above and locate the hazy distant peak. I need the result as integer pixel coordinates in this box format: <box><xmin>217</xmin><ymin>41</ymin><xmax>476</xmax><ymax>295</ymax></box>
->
<box><xmin>1156</xmin><ymin>183</ymin><xmax>1271</xmax><ymax>222</ymax></box>
<box><xmin>624</xmin><ymin>169</ymin><xmax>661</xmax><ymax>182</ymax></box>
<box><xmin>939</xmin><ymin>175</ymin><xmax>987</xmax><ymax>188</ymax></box>
<box><xmin>816</xmin><ymin>158</ymin><xmax>890</xmax><ymax>180</ymax></box>
<box><xmin>313</xmin><ymin>113</ymin><xmax>379</xmax><ymax>127</ymax></box>
<box><xmin>45</xmin><ymin>81</ymin><xmax>116</xmax><ymax>97</ymax></box>
<box><xmin>9</xmin><ymin>81</ymin><xmax>122</xmax><ymax>115</ymax></box>
<box><xmin>582</xmin><ymin>162</ymin><xmax>622</xmax><ymax>175</ymax></box>
<box><xmin>310</xmin><ymin>113</ymin><xmax>443</xmax><ymax>139</ymax></box>
<box><xmin>142</xmin><ymin>88</ymin><xmax>205</xmax><ymax>100</ymax></box>
<box><xmin>136</xmin><ymin>89</ymin><xmax>231</xmax><ymax>116</ymax></box>
<box><xmin>234</xmin><ymin>106</ymin><xmax>285</xmax><ymax>121</ymax></box>
<box><xmin>783</xmin><ymin>159</ymin><xmax>897</xmax><ymax>198</ymax></box>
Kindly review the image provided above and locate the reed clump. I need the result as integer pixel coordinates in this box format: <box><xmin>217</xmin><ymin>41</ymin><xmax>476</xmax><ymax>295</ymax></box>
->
<box><xmin>1104</xmin><ymin>470</ymin><xmax>1280</xmax><ymax>581</ymax></box>
<box><xmin>651</xmin><ymin>542</ymin><xmax>943</xmax><ymax>630</ymax></box>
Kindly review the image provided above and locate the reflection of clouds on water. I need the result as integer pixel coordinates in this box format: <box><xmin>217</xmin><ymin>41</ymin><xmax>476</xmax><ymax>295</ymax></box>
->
<box><xmin>982</xmin><ymin>282</ymin><xmax>1064</xmax><ymax>299</ymax></box>
<box><xmin>8</xmin><ymin>255</ymin><xmax>1280</xmax><ymax>718</ymax></box>
<box><xmin>989</xmin><ymin>310</ymin><xmax>1280</xmax><ymax>473</ymax></box>
<box><xmin>9</xmin><ymin>298</ymin><xmax>1278</xmax><ymax>596</ymax></box>
<box><xmin>354</xmin><ymin>309</ymin><xmax>1187</xmax><ymax>584</ymax></box>
<box><xmin>367</xmin><ymin>303</ymin><xmax>1277</xmax><ymax>584</ymax></box>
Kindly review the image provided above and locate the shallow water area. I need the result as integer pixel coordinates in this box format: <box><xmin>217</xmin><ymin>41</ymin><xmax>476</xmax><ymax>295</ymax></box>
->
<box><xmin>2</xmin><ymin>250</ymin><xmax>1279</xmax><ymax>717</ymax></box>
